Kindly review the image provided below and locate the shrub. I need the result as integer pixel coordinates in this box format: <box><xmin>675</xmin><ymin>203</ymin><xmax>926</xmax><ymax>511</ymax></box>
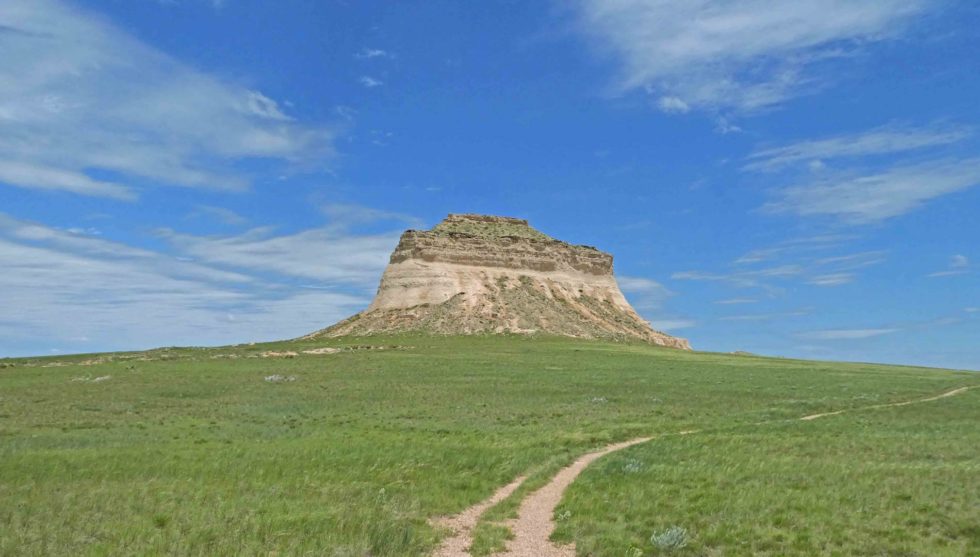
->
<box><xmin>650</xmin><ymin>526</ymin><xmax>689</xmax><ymax>551</ymax></box>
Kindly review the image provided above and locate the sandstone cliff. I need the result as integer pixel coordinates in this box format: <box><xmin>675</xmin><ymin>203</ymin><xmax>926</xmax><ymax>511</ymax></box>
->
<box><xmin>308</xmin><ymin>214</ymin><xmax>690</xmax><ymax>349</ymax></box>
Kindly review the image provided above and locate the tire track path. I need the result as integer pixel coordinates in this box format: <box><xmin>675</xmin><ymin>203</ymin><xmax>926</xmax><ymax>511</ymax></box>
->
<box><xmin>434</xmin><ymin>385</ymin><xmax>975</xmax><ymax>556</ymax></box>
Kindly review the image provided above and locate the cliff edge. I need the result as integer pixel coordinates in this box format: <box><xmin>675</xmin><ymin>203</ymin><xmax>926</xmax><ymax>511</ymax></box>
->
<box><xmin>307</xmin><ymin>214</ymin><xmax>690</xmax><ymax>349</ymax></box>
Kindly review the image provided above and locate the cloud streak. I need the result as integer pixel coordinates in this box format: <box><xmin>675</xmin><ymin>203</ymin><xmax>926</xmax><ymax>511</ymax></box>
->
<box><xmin>744</xmin><ymin>124</ymin><xmax>971</xmax><ymax>172</ymax></box>
<box><xmin>0</xmin><ymin>0</ymin><xmax>333</xmax><ymax>199</ymax></box>
<box><xmin>763</xmin><ymin>158</ymin><xmax>980</xmax><ymax>223</ymax></box>
<box><xmin>0</xmin><ymin>213</ymin><xmax>398</xmax><ymax>356</ymax></box>
<box><xmin>574</xmin><ymin>0</ymin><xmax>928</xmax><ymax>112</ymax></box>
<box><xmin>928</xmin><ymin>254</ymin><xmax>971</xmax><ymax>277</ymax></box>
<box><xmin>800</xmin><ymin>328</ymin><xmax>898</xmax><ymax>340</ymax></box>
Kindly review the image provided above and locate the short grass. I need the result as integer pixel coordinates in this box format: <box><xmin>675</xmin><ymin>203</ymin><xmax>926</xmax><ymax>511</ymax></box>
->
<box><xmin>0</xmin><ymin>335</ymin><xmax>976</xmax><ymax>556</ymax></box>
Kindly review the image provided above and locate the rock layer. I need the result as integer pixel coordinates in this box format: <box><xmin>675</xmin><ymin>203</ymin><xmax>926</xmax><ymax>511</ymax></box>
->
<box><xmin>309</xmin><ymin>214</ymin><xmax>690</xmax><ymax>349</ymax></box>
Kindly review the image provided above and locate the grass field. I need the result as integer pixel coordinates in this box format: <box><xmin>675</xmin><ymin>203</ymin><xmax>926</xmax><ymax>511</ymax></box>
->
<box><xmin>1</xmin><ymin>335</ymin><xmax>977</xmax><ymax>556</ymax></box>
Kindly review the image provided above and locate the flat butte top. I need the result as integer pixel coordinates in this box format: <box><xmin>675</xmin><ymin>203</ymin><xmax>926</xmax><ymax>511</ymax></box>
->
<box><xmin>431</xmin><ymin>214</ymin><xmax>555</xmax><ymax>242</ymax></box>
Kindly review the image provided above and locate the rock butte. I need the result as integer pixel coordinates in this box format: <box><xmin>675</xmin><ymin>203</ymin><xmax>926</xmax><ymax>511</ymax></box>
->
<box><xmin>308</xmin><ymin>214</ymin><xmax>690</xmax><ymax>349</ymax></box>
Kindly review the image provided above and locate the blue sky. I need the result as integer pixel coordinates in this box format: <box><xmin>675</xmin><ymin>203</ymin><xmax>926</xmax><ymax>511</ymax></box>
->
<box><xmin>1</xmin><ymin>1</ymin><xmax>978</xmax><ymax>370</ymax></box>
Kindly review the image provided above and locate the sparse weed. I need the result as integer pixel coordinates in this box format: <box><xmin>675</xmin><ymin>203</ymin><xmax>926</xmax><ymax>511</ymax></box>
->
<box><xmin>650</xmin><ymin>526</ymin><xmax>689</xmax><ymax>551</ymax></box>
<box><xmin>621</xmin><ymin>458</ymin><xmax>643</xmax><ymax>474</ymax></box>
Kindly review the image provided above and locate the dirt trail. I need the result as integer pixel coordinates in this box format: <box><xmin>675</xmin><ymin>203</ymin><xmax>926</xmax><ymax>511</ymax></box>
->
<box><xmin>491</xmin><ymin>437</ymin><xmax>654</xmax><ymax>557</ymax></box>
<box><xmin>432</xmin><ymin>475</ymin><xmax>527</xmax><ymax>557</ymax></box>
<box><xmin>800</xmin><ymin>386</ymin><xmax>973</xmax><ymax>421</ymax></box>
<box><xmin>434</xmin><ymin>385</ymin><xmax>974</xmax><ymax>557</ymax></box>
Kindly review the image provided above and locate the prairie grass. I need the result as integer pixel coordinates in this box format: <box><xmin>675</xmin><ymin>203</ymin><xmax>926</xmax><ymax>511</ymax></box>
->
<box><xmin>0</xmin><ymin>335</ymin><xmax>976</xmax><ymax>556</ymax></box>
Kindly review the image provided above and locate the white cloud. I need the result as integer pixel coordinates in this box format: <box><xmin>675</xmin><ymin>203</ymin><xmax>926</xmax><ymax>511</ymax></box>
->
<box><xmin>966</xmin><ymin>307</ymin><xmax>979</xmax><ymax>313</ymax></box>
<box><xmin>0</xmin><ymin>0</ymin><xmax>332</xmax><ymax>198</ymax></box>
<box><xmin>321</xmin><ymin>203</ymin><xmax>422</xmax><ymax>229</ymax></box>
<box><xmin>575</xmin><ymin>0</ymin><xmax>928</xmax><ymax>112</ymax></box>
<box><xmin>0</xmin><ymin>213</ymin><xmax>399</xmax><ymax>356</ymax></box>
<box><xmin>0</xmin><ymin>160</ymin><xmax>133</xmax><ymax>200</ymax></box>
<box><xmin>714</xmin><ymin>117</ymin><xmax>742</xmax><ymax>134</ymax></box>
<box><xmin>807</xmin><ymin>273</ymin><xmax>854</xmax><ymax>287</ymax></box>
<box><xmin>714</xmin><ymin>298</ymin><xmax>757</xmax><ymax>305</ymax></box>
<box><xmin>355</xmin><ymin>48</ymin><xmax>391</xmax><ymax>59</ymax></box>
<box><xmin>800</xmin><ymin>328</ymin><xmax>898</xmax><ymax>340</ymax></box>
<box><xmin>719</xmin><ymin>310</ymin><xmax>810</xmax><ymax>322</ymax></box>
<box><xmin>656</xmin><ymin>96</ymin><xmax>689</xmax><ymax>114</ymax></box>
<box><xmin>812</xmin><ymin>251</ymin><xmax>887</xmax><ymax>269</ymax></box>
<box><xmin>744</xmin><ymin>124</ymin><xmax>970</xmax><ymax>172</ymax></box>
<box><xmin>928</xmin><ymin>254</ymin><xmax>971</xmax><ymax>278</ymax></box>
<box><xmin>672</xmin><ymin>265</ymin><xmax>804</xmax><ymax>289</ymax></box>
<box><xmin>649</xmin><ymin>319</ymin><xmax>696</xmax><ymax>331</ymax></box>
<box><xmin>188</xmin><ymin>205</ymin><xmax>249</xmax><ymax>226</ymax></box>
<box><xmin>359</xmin><ymin>76</ymin><xmax>384</xmax><ymax>88</ymax></box>
<box><xmin>763</xmin><ymin>158</ymin><xmax>980</xmax><ymax>223</ymax></box>
<box><xmin>158</xmin><ymin>226</ymin><xmax>399</xmax><ymax>285</ymax></box>
<box><xmin>617</xmin><ymin>275</ymin><xmax>673</xmax><ymax>311</ymax></box>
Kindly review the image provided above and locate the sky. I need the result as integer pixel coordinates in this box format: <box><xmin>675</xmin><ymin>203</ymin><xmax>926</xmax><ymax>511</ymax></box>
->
<box><xmin>1</xmin><ymin>1</ymin><xmax>978</xmax><ymax>370</ymax></box>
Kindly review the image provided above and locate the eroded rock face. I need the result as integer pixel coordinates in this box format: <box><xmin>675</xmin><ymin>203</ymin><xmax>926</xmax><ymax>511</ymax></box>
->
<box><xmin>309</xmin><ymin>214</ymin><xmax>690</xmax><ymax>349</ymax></box>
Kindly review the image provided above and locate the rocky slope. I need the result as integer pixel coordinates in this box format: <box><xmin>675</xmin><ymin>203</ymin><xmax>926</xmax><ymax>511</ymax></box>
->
<box><xmin>308</xmin><ymin>214</ymin><xmax>690</xmax><ymax>349</ymax></box>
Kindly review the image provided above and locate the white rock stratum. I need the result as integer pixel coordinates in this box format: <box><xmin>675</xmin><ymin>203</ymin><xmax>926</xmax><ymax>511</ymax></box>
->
<box><xmin>308</xmin><ymin>214</ymin><xmax>690</xmax><ymax>350</ymax></box>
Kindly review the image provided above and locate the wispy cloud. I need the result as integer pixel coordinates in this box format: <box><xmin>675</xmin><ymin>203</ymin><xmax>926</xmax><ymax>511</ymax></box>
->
<box><xmin>0</xmin><ymin>0</ymin><xmax>332</xmax><ymax>199</ymax></box>
<box><xmin>733</xmin><ymin>234</ymin><xmax>854</xmax><ymax>265</ymax></box>
<box><xmin>763</xmin><ymin>158</ymin><xmax>980</xmax><ymax>224</ymax></box>
<box><xmin>672</xmin><ymin>265</ymin><xmax>804</xmax><ymax>289</ymax></box>
<box><xmin>744</xmin><ymin>123</ymin><xmax>980</xmax><ymax>224</ymax></box>
<box><xmin>799</xmin><ymin>328</ymin><xmax>898</xmax><ymax>340</ymax></box>
<box><xmin>744</xmin><ymin>124</ymin><xmax>971</xmax><ymax>172</ymax></box>
<box><xmin>714</xmin><ymin>298</ymin><xmax>757</xmax><ymax>305</ymax></box>
<box><xmin>719</xmin><ymin>309</ymin><xmax>810</xmax><ymax>322</ymax></box>
<box><xmin>321</xmin><ymin>203</ymin><xmax>423</xmax><ymax>229</ymax></box>
<box><xmin>157</xmin><ymin>226</ymin><xmax>398</xmax><ymax>285</ymax></box>
<box><xmin>807</xmin><ymin>273</ymin><xmax>854</xmax><ymax>287</ymax></box>
<box><xmin>656</xmin><ymin>96</ymin><xmax>689</xmax><ymax>114</ymax></box>
<box><xmin>574</xmin><ymin>0</ymin><xmax>928</xmax><ymax>112</ymax></box>
<box><xmin>355</xmin><ymin>48</ymin><xmax>392</xmax><ymax>59</ymax></box>
<box><xmin>0</xmin><ymin>213</ymin><xmax>397</xmax><ymax>355</ymax></box>
<box><xmin>618</xmin><ymin>276</ymin><xmax>691</xmax><ymax>330</ymax></box>
<box><xmin>928</xmin><ymin>254</ymin><xmax>971</xmax><ymax>277</ymax></box>
<box><xmin>187</xmin><ymin>205</ymin><xmax>249</xmax><ymax>226</ymax></box>
<box><xmin>618</xmin><ymin>275</ymin><xmax>673</xmax><ymax>311</ymax></box>
<box><xmin>359</xmin><ymin>76</ymin><xmax>384</xmax><ymax>88</ymax></box>
<box><xmin>680</xmin><ymin>238</ymin><xmax>884</xmax><ymax>297</ymax></box>
<box><xmin>649</xmin><ymin>319</ymin><xmax>696</xmax><ymax>331</ymax></box>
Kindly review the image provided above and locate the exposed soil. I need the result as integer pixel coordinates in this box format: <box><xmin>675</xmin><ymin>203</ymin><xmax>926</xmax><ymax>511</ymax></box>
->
<box><xmin>435</xmin><ymin>385</ymin><xmax>975</xmax><ymax>557</ymax></box>
<box><xmin>432</xmin><ymin>475</ymin><xmax>528</xmax><ymax>557</ymax></box>
<box><xmin>800</xmin><ymin>386</ymin><xmax>972</xmax><ymax>421</ymax></box>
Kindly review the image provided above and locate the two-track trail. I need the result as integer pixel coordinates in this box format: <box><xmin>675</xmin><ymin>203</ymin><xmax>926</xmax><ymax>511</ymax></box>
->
<box><xmin>431</xmin><ymin>475</ymin><xmax>527</xmax><ymax>557</ymax></box>
<box><xmin>432</xmin><ymin>385</ymin><xmax>975</xmax><ymax>557</ymax></box>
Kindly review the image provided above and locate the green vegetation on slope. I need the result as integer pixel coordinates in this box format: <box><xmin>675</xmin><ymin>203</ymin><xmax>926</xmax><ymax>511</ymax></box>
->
<box><xmin>431</xmin><ymin>217</ymin><xmax>553</xmax><ymax>241</ymax></box>
<box><xmin>0</xmin><ymin>336</ymin><xmax>976</xmax><ymax>556</ymax></box>
<box><xmin>555</xmin><ymin>393</ymin><xmax>979</xmax><ymax>556</ymax></box>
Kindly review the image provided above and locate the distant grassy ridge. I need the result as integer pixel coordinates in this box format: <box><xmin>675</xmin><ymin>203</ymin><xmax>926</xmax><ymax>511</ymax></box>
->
<box><xmin>1</xmin><ymin>335</ymin><xmax>976</xmax><ymax>556</ymax></box>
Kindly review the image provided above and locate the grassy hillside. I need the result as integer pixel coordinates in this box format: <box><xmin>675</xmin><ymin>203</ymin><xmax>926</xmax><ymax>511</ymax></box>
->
<box><xmin>1</xmin><ymin>336</ymin><xmax>976</xmax><ymax>556</ymax></box>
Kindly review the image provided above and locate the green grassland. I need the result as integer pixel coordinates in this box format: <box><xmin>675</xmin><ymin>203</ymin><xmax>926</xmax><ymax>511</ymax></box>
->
<box><xmin>0</xmin><ymin>335</ymin><xmax>977</xmax><ymax>556</ymax></box>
